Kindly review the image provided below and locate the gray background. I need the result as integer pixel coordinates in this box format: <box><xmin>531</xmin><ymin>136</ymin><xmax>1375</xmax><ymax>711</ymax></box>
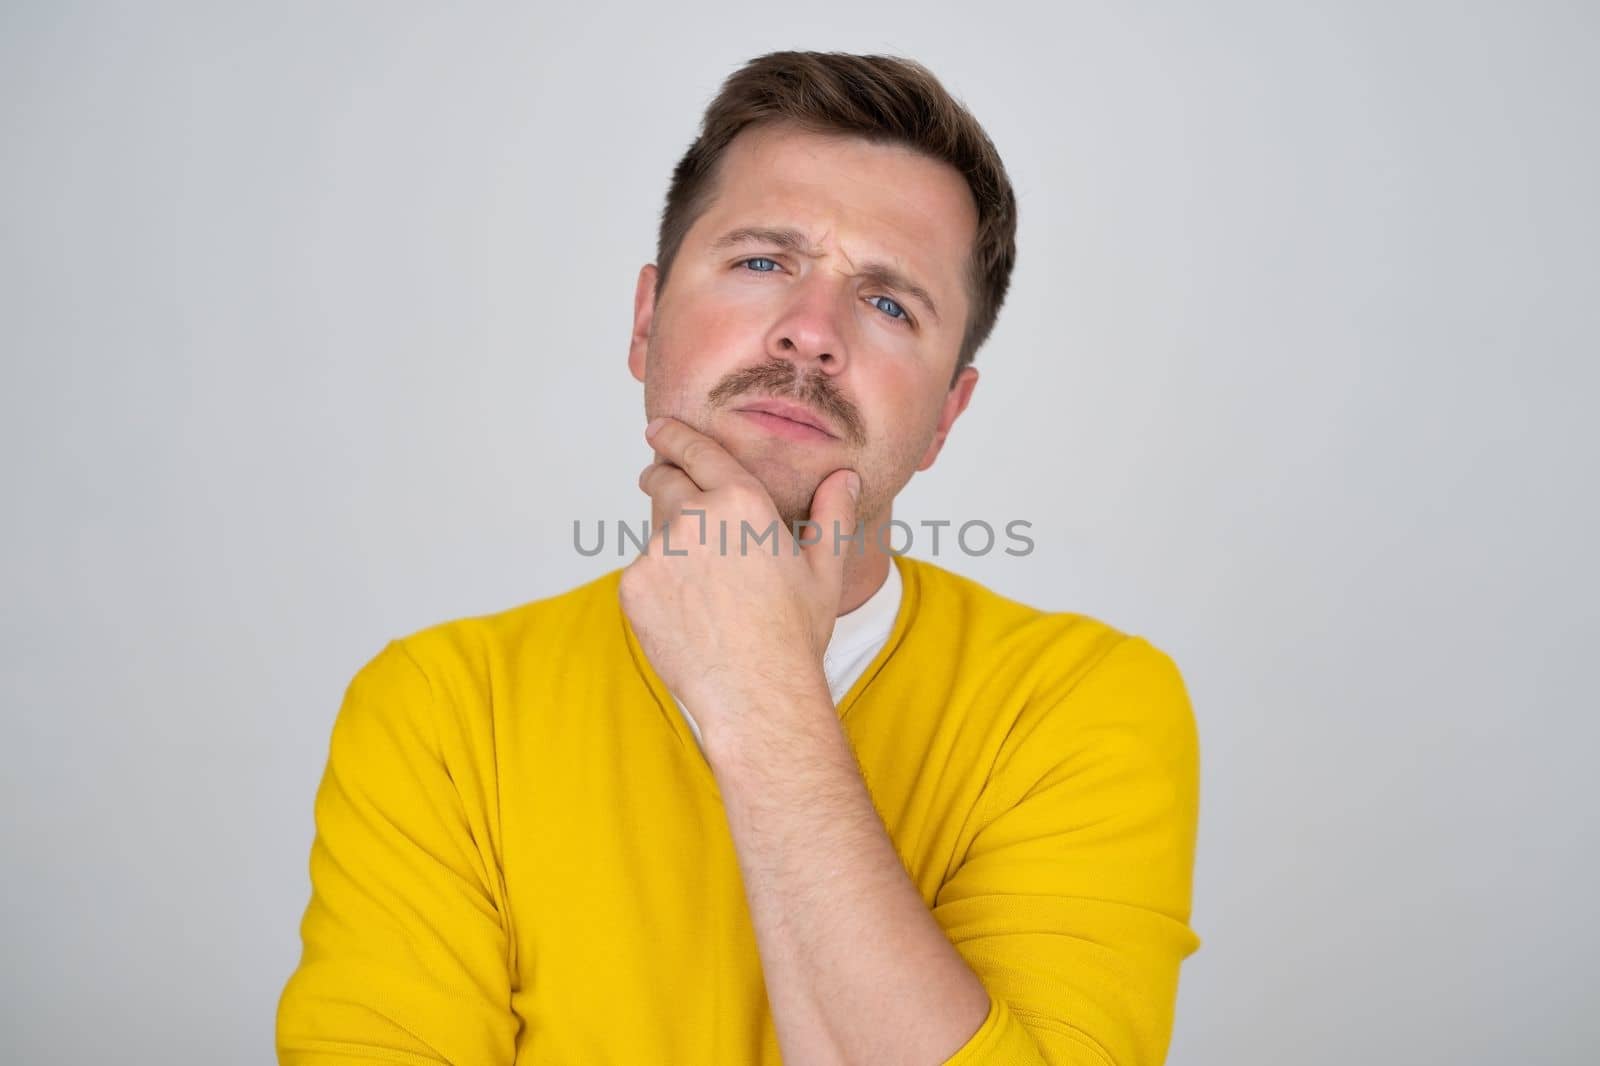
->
<box><xmin>3</xmin><ymin>2</ymin><xmax>1595</xmax><ymax>1063</ymax></box>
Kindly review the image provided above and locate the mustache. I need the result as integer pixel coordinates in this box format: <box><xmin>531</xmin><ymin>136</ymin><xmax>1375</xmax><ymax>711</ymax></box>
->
<box><xmin>705</xmin><ymin>357</ymin><xmax>866</xmax><ymax>445</ymax></box>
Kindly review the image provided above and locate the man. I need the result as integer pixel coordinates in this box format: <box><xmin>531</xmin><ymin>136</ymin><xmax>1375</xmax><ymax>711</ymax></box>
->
<box><xmin>277</xmin><ymin>51</ymin><xmax>1200</xmax><ymax>1066</ymax></box>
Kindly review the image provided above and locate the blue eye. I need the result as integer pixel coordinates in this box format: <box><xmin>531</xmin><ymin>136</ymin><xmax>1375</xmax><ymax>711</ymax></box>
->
<box><xmin>870</xmin><ymin>296</ymin><xmax>909</xmax><ymax>322</ymax></box>
<box><xmin>736</xmin><ymin>258</ymin><xmax>912</xmax><ymax>327</ymax></box>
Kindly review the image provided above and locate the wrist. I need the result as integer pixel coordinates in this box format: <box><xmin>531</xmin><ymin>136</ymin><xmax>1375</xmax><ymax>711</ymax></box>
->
<box><xmin>697</xmin><ymin>668</ymin><xmax>837</xmax><ymax>773</ymax></box>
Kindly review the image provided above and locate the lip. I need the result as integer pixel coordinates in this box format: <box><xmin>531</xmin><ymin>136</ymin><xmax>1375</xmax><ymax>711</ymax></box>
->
<box><xmin>733</xmin><ymin>398</ymin><xmax>838</xmax><ymax>440</ymax></box>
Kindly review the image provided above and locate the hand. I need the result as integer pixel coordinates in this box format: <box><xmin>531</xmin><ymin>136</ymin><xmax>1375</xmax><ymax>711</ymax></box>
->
<box><xmin>618</xmin><ymin>416</ymin><xmax>861</xmax><ymax>741</ymax></box>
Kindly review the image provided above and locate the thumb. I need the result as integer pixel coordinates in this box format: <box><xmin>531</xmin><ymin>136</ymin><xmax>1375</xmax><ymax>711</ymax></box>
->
<box><xmin>803</xmin><ymin>468</ymin><xmax>862</xmax><ymax>581</ymax></box>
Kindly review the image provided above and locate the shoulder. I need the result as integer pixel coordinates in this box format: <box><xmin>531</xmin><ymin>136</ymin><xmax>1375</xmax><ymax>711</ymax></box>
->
<box><xmin>991</xmin><ymin>626</ymin><xmax>1198</xmax><ymax>809</ymax></box>
<box><xmin>900</xmin><ymin>556</ymin><xmax>1195</xmax><ymax>762</ymax></box>
<box><xmin>349</xmin><ymin>567</ymin><xmax>627</xmax><ymax>698</ymax></box>
<box><xmin>899</xmin><ymin>554</ymin><xmax>1177</xmax><ymax>679</ymax></box>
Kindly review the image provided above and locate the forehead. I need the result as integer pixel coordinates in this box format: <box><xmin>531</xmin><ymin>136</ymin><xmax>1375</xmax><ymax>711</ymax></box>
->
<box><xmin>695</xmin><ymin>125</ymin><xmax>977</xmax><ymax>309</ymax></box>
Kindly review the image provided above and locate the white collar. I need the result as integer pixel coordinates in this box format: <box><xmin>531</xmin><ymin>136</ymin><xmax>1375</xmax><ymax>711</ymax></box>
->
<box><xmin>824</xmin><ymin>558</ymin><xmax>903</xmax><ymax>666</ymax></box>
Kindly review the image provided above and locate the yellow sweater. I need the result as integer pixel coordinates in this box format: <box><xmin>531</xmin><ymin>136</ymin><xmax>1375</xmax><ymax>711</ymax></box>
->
<box><xmin>276</xmin><ymin>554</ymin><xmax>1201</xmax><ymax>1065</ymax></box>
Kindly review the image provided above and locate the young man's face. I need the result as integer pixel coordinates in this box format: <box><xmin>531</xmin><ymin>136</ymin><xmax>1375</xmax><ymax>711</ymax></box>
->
<box><xmin>628</xmin><ymin>123</ymin><xmax>980</xmax><ymax>530</ymax></box>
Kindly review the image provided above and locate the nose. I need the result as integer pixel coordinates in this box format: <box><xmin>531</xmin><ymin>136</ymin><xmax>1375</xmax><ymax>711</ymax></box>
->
<box><xmin>764</xmin><ymin>272</ymin><xmax>852</xmax><ymax>377</ymax></box>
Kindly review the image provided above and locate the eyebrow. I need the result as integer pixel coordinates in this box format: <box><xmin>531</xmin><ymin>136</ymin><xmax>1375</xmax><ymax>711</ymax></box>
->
<box><xmin>709</xmin><ymin>226</ymin><xmax>943</xmax><ymax>324</ymax></box>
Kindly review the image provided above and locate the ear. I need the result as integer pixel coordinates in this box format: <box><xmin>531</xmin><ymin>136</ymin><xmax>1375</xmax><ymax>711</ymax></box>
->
<box><xmin>915</xmin><ymin>366</ymin><xmax>979</xmax><ymax>472</ymax></box>
<box><xmin>628</xmin><ymin>263</ymin><xmax>660</xmax><ymax>384</ymax></box>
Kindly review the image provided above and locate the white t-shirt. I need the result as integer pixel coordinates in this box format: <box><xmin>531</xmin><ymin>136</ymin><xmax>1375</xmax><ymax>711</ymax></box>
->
<box><xmin>672</xmin><ymin>559</ymin><xmax>904</xmax><ymax>753</ymax></box>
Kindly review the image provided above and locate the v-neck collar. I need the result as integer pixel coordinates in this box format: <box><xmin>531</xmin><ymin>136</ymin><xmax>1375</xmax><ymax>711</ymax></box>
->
<box><xmin>823</xmin><ymin>555</ymin><xmax>903</xmax><ymax>680</ymax></box>
<box><xmin>617</xmin><ymin>554</ymin><xmax>923</xmax><ymax>802</ymax></box>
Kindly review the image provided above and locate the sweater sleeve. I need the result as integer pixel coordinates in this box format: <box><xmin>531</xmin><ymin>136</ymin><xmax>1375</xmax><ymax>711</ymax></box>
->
<box><xmin>276</xmin><ymin>640</ymin><xmax>518</xmax><ymax>1065</ymax></box>
<box><xmin>933</xmin><ymin>636</ymin><xmax>1202</xmax><ymax>1066</ymax></box>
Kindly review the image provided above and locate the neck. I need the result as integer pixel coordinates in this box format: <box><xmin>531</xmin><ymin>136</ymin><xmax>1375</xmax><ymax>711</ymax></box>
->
<box><xmin>836</xmin><ymin>509</ymin><xmax>895</xmax><ymax>615</ymax></box>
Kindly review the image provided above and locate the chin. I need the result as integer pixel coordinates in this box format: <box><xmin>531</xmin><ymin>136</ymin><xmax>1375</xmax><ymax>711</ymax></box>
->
<box><xmin>744</xmin><ymin>465</ymin><xmax>818</xmax><ymax>521</ymax></box>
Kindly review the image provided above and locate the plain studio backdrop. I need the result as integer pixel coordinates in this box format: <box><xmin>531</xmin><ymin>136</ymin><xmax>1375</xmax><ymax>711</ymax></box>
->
<box><xmin>2</xmin><ymin>3</ymin><xmax>1595</xmax><ymax>1063</ymax></box>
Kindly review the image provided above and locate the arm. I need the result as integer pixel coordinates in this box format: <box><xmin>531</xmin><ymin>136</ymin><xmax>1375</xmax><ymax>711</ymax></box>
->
<box><xmin>933</xmin><ymin>636</ymin><xmax>1202</xmax><ymax>1065</ymax></box>
<box><xmin>706</xmin><ymin>634</ymin><xmax>1200</xmax><ymax>1066</ymax></box>
<box><xmin>275</xmin><ymin>640</ymin><xmax>517</xmax><ymax>1065</ymax></box>
<box><xmin>704</xmin><ymin>676</ymin><xmax>993</xmax><ymax>1066</ymax></box>
<box><xmin>623</xmin><ymin>419</ymin><xmax>1200</xmax><ymax>1062</ymax></box>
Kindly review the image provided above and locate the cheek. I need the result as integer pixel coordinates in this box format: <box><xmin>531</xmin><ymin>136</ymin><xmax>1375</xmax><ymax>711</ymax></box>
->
<box><xmin>647</xmin><ymin>298</ymin><xmax>721</xmax><ymax>378</ymax></box>
<box><xmin>660</xmin><ymin>292</ymin><xmax>758</xmax><ymax>374</ymax></box>
<box><xmin>866</xmin><ymin>363</ymin><xmax>941</xmax><ymax>432</ymax></box>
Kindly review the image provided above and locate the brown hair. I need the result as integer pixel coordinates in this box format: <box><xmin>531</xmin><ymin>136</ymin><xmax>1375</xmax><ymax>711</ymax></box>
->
<box><xmin>654</xmin><ymin>51</ymin><xmax>1018</xmax><ymax>384</ymax></box>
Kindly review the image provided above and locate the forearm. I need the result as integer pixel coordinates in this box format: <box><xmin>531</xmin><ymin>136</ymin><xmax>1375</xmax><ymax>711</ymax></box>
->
<box><xmin>703</xmin><ymin>682</ymin><xmax>991</xmax><ymax>1066</ymax></box>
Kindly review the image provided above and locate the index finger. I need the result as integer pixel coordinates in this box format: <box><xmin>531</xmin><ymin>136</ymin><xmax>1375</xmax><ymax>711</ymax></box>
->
<box><xmin>644</xmin><ymin>417</ymin><xmax>751</xmax><ymax>491</ymax></box>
